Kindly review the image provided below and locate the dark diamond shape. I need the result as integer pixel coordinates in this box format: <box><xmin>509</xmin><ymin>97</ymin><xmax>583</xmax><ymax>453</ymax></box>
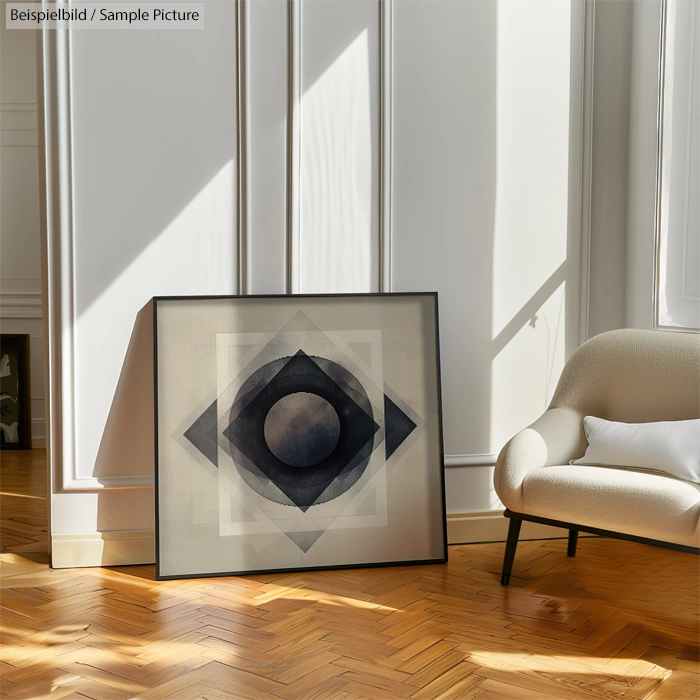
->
<box><xmin>284</xmin><ymin>530</ymin><xmax>325</xmax><ymax>552</ymax></box>
<box><xmin>223</xmin><ymin>351</ymin><xmax>380</xmax><ymax>511</ymax></box>
<box><xmin>183</xmin><ymin>400</ymin><xmax>218</xmax><ymax>467</ymax></box>
<box><xmin>384</xmin><ymin>395</ymin><xmax>417</xmax><ymax>460</ymax></box>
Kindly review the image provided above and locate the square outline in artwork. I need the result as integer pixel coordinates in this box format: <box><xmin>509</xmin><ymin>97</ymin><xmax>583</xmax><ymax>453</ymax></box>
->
<box><xmin>0</xmin><ymin>334</ymin><xmax>32</xmax><ymax>451</ymax></box>
<box><xmin>153</xmin><ymin>292</ymin><xmax>447</xmax><ymax>581</ymax></box>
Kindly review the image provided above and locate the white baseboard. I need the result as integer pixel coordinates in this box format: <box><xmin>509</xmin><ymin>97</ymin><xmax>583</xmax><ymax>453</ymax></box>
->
<box><xmin>444</xmin><ymin>453</ymin><xmax>497</xmax><ymax>467</ymax></box>
<box><xmin>447</xmin><ymin>510</ymin><xmax>568</xmax><ymax>544</ymax></box>
<box><xmin>49</xmin><ymin>515</ymin><xmax>568</xmax><ymax>569</ymax></box>
<box><xmin>31</xmin><ymin>419</ymin><xmax>45</xmax><ymax>448</ymax></box>
<box><xmin>51</xmin><ymin>529</ymin><xmax>155</xmax><ymax>568</ymax></box>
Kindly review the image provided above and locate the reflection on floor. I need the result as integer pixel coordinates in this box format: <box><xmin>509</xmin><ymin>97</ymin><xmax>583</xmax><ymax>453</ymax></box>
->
<box><xmin>0</xmin><ymin>449</ymin><xmax>47</xmax><ymax>553</ymax></box>
<box><xmin>0</xmin><ymin>450</ymin><xmax>698</xmax><ymax>700</ymax></box>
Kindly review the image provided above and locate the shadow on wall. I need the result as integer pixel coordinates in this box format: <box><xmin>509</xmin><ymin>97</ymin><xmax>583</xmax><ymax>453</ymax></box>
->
<box><xmin>391</xmin><ymin>0</ymin><xmax>497</xmax><ymax>471</ymax></box>
<box><xmin>487</xmin><ymin>0</ymin><xmax>576</xmax><ymax>456</ymax></box>
<box><xmin>81</xmin><ymin>0</ymin><xmax>578</xmax><ymax>521</ymax></box>
<box><xmin>71</xmin><ymin>2</ymin><xmax>238</xmax><ymax>318</ymax></box>
<box><xmin>92</xmin><ymin>301</ymin><xmax>154</xmax><ymax>481</ymax></box>
<box><xmin>83</xmin><ymin>8</ymin><xmax>382</xmax><ymax>494</ymax></box>
<box><xmin>64</xmin><ymin>0</ymin><xmax>240</xmax><ymax>505</ymax></box>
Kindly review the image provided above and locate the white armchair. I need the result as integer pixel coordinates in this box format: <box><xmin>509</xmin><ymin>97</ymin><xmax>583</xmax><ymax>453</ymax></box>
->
<box><xmin>494</xmin><ymin>329</ymin><xmax>700</xmax><ymax>585</ymax></box>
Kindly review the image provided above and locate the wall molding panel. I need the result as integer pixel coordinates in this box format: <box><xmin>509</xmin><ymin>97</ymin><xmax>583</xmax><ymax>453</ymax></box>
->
<box><xmin>237</xmin><ymin>0</ymin><xmax>250</xmax><ymax>296</ymax></box>
<box><xmin>681</xmin><ymin>0</ymin><xmax>698</xmax><ymax>302</ymax></box>
<box><xmin>444</xmin><ymin>453</ymin><xmax>498</xmax><ymax>468</ymax></box>
<box><xmin>0</xmin><ymin>278</ymin><xmax>43</xmax><ymax>319</ymax></box>
<box><xmin>577</xmin><ymin>0</ymin><xmax>595</xmax><ymax>343</ymax></box>
<box><xmin>0</xmin><ymin>295</ymin><xmax>43</xmax><ymax>319</ymax></box>
<box><xmin>39</xmin><ymin>25</ymin><xmax>153</xmax><ymax>491</ymax></box>
<box><xmin>0</xmin><ymin>277</ymin><xmax>42</xmax><ymax>295</ymax></box>
<box><xmin>285</xmin><ymin>0</ymin><xmax>392</xmax><ymax>295</ymax></box>
<box><xmin>559</xmin><ymin>0</ymin><xmax>594</xmax><ymax>349</ymax></box>
<box><xmin>0</xmin><ymin>102</ymin><xmax>38</xmax><ymax>147</ymax></box>
<box><xmin>285</xmin><ymin>0</ymin><xmax>301</xmax><ymax>294</ymax></box>
<box><xmin>379</xmin><ymin>0</ymin><xmax>393</xmax><ymax>293</ymax></box>
<box><xmin>39</xmin><ymin>23</ymin><xmax>103</xmax><ymax>490</ymax></box>
<box><xmin>40</xmin><ymin>1</ymin><xmax>245</xmax><ymax>495</ymax></box>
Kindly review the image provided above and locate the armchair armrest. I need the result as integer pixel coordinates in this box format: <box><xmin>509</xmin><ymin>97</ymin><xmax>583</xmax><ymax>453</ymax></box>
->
<box><xmin>494</xmin><ymin>407</ymin><xmax>586</xmax><ymax>512</ymax></box>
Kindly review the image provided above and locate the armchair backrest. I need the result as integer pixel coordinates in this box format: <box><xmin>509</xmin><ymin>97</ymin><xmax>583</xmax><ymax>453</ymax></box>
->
<box><xmin>549</xmin><ymin>329</ymin><xmax>700</xmax><ymax>423</ymax></box>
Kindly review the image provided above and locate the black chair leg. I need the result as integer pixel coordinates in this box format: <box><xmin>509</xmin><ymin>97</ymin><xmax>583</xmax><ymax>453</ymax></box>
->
<box><xmin>501</xmin><ymin>517</ymin><xmax>522</xmax><ymax>585</ymax></box>
<box><xmin>567</xmin><ymin>529</ymin><xmax>579</xmax><ymax>557</ymax></box>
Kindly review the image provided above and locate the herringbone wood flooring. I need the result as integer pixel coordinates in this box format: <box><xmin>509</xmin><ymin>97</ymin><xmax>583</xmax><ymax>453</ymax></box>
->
<box><xmin>0</xmin><ymin>450</ymin><xmax>48</xmax><ymax>554</ymax></box>
<box><xmin>1</xmin><ymin>452</ymin><xmax>698</xmax><ymax>700</ymax></box>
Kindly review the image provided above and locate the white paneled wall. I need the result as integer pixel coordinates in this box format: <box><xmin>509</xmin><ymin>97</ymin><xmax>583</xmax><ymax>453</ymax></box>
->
<box><xmin>40</xmin><ymin>0</ymin><xmax>239</xmax><ymax>564</ymax></box>
<box><xmin>39</xmin><ymin>0</ymin><xmax>588</xmax><ymax>566</ymax></box>
<box><xmin>0</xmin><ymin>12</ymin><xmax>45</xmax><ymax>447</ymax></box>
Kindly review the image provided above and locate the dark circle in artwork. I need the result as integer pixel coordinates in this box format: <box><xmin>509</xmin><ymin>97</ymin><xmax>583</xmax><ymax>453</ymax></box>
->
<box><xmin>264</xmin><ymin>392</ymin><xmax>341</xmax><ymax>468</ymax></box>
<box><xmin>223</xmin><ymin>350</ymin><xmax>380</xmax><ymax>510</ymax></box>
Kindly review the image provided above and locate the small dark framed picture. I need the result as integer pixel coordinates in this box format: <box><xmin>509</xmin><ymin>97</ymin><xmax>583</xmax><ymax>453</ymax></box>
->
<box><xmin>153</xmin><ymin>293</ymin><xmax>447</xmax><ymax>580</ymax></box>
<box><xmin>0</xmin><ymin>334</ymin><xmax>32</xmax><ymax>450</ymax></box>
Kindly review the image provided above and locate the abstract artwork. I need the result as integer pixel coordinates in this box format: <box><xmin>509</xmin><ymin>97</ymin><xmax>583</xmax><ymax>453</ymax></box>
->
<box><xmin>0</xmin><ymin>334</ymin><xmax>31</xmax><ymax>451</ymax></box>
<box><xmin>154</xmin><ymin>294</ymin><xmax>446</xmax><ymax>579</ymax></box>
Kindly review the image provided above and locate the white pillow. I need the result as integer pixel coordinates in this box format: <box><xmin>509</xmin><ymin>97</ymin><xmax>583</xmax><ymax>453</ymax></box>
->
<box><xmin>571</xmin><ymin>416</ymin><xmax>700</xmax><ymax>483</ymax></box>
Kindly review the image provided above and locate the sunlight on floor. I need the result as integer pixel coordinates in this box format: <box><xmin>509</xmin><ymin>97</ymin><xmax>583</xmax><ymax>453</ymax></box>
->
<box><xmin>0</xmin><ymin>492</ymin><xmax>45</xmax><ymax>500</ymax></box>
<box><xmin>467</xmin><ymin>650</ymin><xmax>670</xmax><ymax>679</ymax></box>
<box><xmin>2</xmin><ymin>539</ymin><xmax>697</xmax><ymax>700</ymax></box>
<box><xmin>0</xmin><ymin>452</ymin><xmax>48</xmax><ymax>553</ymax></box>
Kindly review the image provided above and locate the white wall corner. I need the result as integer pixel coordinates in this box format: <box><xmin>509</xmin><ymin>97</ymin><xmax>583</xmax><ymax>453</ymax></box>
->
<box><xmin>51</xmin><ymin>529</ymin><xmax>155</xmax><ymax>568</ymax></box>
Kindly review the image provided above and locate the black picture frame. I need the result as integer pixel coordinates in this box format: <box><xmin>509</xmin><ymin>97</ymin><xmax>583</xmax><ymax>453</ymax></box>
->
<box><xmin>0</xmin><ymin>334</ymin><xmax>32</xmax><ymax>451</ymax></box>
<box><xmin>153</xmin><ymin>292</ymin><xmax>447</xmax><ymax>580</ymax></box>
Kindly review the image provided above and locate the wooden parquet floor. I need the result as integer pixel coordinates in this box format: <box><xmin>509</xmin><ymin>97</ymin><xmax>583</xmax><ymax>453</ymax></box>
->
<box><xmin>1</xmin><ymin>451</ymin><xmax>698</xmax><ymax>699</ymax></box>
<box><xmin>1</xmin><ymin>539</ymin><xmax>698</xmax><ymax>699</ymax></box>
<box><xmin>0</xmin><ymin>451</ymin><xmax>48</xmax><ymax>554</ymax></box>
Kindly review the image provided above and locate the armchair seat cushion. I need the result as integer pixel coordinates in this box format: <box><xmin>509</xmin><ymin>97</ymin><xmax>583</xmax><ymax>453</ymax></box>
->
<box><xmin>521</xmin><ymin>465</ymin><xmax>700</xmax><ymax>548</ymax></box>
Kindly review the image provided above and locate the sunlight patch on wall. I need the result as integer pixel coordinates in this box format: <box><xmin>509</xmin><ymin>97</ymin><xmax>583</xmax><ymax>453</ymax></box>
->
<box><xmin>299</xmin><ymin>30</ymin><xmax>374</xmax><ymax>294</ymax></box>
<box><xmin>491</xmin><ymin>281</ymin><xmax>566</xmax><ymax>451</ymax></box>
<box><xmin>490</xmin><ymin>0</ymin><xmax>572</xmax><ymax>452</ymax></box>
<box><xmin>491</xmin><ymin>0</ymin><xmax>571</xmax><ymax>339</ymax></box>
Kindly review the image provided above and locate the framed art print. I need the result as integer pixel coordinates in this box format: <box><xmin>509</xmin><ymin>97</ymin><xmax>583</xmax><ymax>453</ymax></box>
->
<box><xmin>153</xmin><ymin>293</ymin><xmax>446</xmax><ymax>580</ymax></box>
<box><xmin>0</xmin><ymin>334</ymin><xmax>32</xmax><ymax>450</ymax></box>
